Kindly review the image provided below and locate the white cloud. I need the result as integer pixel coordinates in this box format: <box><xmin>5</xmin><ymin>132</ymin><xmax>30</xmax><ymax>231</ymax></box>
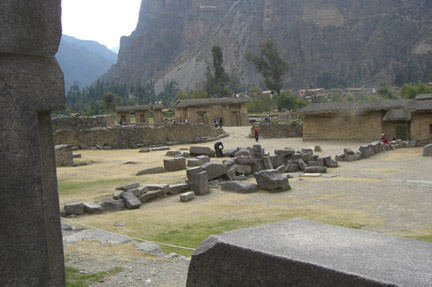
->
<box><xmin>62</xmin><ymin>0</ymin><xmax>142</xmax><ymax>48</ymax></box>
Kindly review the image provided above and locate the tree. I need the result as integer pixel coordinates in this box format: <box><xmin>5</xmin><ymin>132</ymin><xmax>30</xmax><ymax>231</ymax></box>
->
<box><xmin>245</xmin><ymin>87</ymin><xmax>274</xmax><ymax>113</ymax></box>
<box><xmin>175</xmin><ymin>91</ymin><xmax>189</xmax><ymax>100</ymax></box>
<box><xmin>378</xmin><ymin>85</ymin><xmax>397</xmax><ymax>99</ymax></box>
<box><xmin>400</xmin><ymin>81</ymin><xmax>432</xmax><ymax>99</ymax></box>
<box><xmin>246</xmin><ymin>39</ymin><xmax>289</xmax><ymax>96</ymax></box>
<box><xmin>102</xmin><ymin>92</ymin><xmax>121</xmax><ymax>112</ymax></box>
<box><xmin>191</xmin><ymin>89</ymin><xmax>209</xmax><ymax>99</ymax></box>
<box><xmin>204</xmin><ymin>45</ymin><xmax>230</xmax><ymax>97</ymax></box>
<box><xmin>158</xmin><ymin>80</ymin><xmax>179</xmax><ymax>106</ymax></box>
<box><xmin>276</xmin><ymin>91</ymin><xmax>306</xmax><ymax>111</ymax></box>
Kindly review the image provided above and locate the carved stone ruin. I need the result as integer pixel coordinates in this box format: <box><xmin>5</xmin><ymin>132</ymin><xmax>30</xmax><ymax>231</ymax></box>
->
<box><xmin>0</xmin><ymin>1</ymin><xmax>65</xmax><ymax>286</ymax></box>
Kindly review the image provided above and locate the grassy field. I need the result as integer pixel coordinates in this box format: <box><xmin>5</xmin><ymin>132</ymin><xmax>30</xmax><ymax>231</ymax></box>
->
<box><xmin>58</xmin><ymin>132</ymin><xmax>432</xmax><ymax>257</ymax></box>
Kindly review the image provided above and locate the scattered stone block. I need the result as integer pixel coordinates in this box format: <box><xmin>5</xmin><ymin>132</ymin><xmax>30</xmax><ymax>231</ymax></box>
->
<box><xmin>190</xmin><ymin>146</ymin><xmax>215</xmax><ymax>157</ymax></box>
<box><xmin>187</xmin><ymin>166</ymin><xmax>203</xmax><ymax>191</ymax></box>
<box><xmin>115</xmin><ymin>182</ymin><xmax>140</xmax><ymax>190</ymax></box>
<box><xmin>371</xmin><ymin>141</ymin><xmax>382</xmax><ymax>154</ymax></box>
<box><xmin>152</xmin><ymin>146</ymin><xmax>170</xmax><ymax>151</ymax></box>
<box><xmin>124</xmin><ymin>161</ymin><xmax>139</xmax><ymax>165</ymax></box>
<box><xmin>359</xmin><ymin>144</ymin><xmax>374</xmax><ymax>159</ymax></box>
<box><xmin>286</xmin><ymin>162</ymin><xmax>299</xmax><ymax>172</ymax></box>
<box><xmin>167</xmin><ymin>184</ymin><xmax>190</xmax><ymax>195</ymax></box>
<box><xmin>223</xmin><ymin>158</ymin><xmax>236</xmax><ymax>169</ymax></box>
<box><xmin>234</xmin><ymin>164</ymin><xmax>252</xmax><ymax>176</ymax></box>
<box><xmin>101</xmin><ymin>200</ymin><xmax>126</xmax><ymax>212</ymax></box>
<box><xmin>301</xmin><ymin>152</ymin><xmax>314</xmax><ymax>162</ymax></box>
<box><xmin>136</xmin><ymin>242</ymin><xmax>165</xmax><ymax>257</ymax></box>
<box><xmin>343</xmin><ymin>148</ymin><xmax>355</xmax><ymax>155</ymax></box>
<box><xmin>301</xmin><ymin>147</ymin><xmax>314</xmax><ymax>154</ymax></box>
<box><xmin>139</xmin><ymin>148</ymin><xmax>150</xmax><ymax>153</ymax></box>
<box><xmin>180</xmin><ymin>191</ymin><xmax>195</xmax><ymax>202</ymax></box>
<box><xmin>113</xmin><ymin>190</ymin><xmax>124</xmax><ymax>200</ymax></box>
<box><xmin>235</xmin><ymin>156</ymin><xmax>253</xmax><ymax>165</ymax></box>
<box><xmin>163</xmin><ymin>157</ymin><xmax>187</xmax><ymax>172</ymax></box>
<box><xmin>252</xmin><ymin>158</ymin><xmax>265</xmax><ymax>173</ymax></box>
<box><xmin>197</xmin><ymin>155</ymin><xmax>211</xmax><ymax>165</ymax></box>
<box><xmin>408</xmin><ymin>139</ymin><xmax>418</xmax><ymax>147</ymax></box>
<box><xmin>297</xmin><ymin>159</ymin><xmax>307</xmax><ymax>171</ymax></box>
<box><xmin>236</xmin><ymin>149</ymin><xmax>250</xmax><ymax>156</ymax></box>
<box><xmin>270</xmin><ymin>155</ymin><xmax>285</xmax><ymax>168</ymax></box>
<box><xmin>222</xmin><ymin>149</ymin><xmax>237</xmax><ymax>157</ymax></box>
<box><xmin>166</xmin><ymin>150</ymin><xmax>181</xmax><ymax>157</ymax></box>
<box><xmin>136</xmin><ymin>166</ymin><xmax>165</xmax><ymax>176</ymax></box>
<box><xmin>73</xmin><ymin>153</ymin><xmax>82</xmax><ymax>158</ymax></box>
<box><xmin>250</xmin><ymin>145</ymin><xmax>265</xmax><ymax>159</ymax></box>
<box><xmin>274</xmin><ymin>149</ymin><xmax>295</xmax><ymax>156</ymax></box>
<box><xmin>221</xmin><ymin>181</ymin><xmax>259</xmax><ymax>193</ymax></box>
<box><xmin>83</xmin><ymin>202</ymin><xmax>103</xmax><ymax>214</ymax></box>
<box><xmin>122</xmin><ymin>191</ymin><xmax>142</xmax><ymax>209</ymax></box>
<box><xmin>144</xmin><ymin>184</ymin><xmax>168</xmax><ymax>194</ymax></box>
<box><xmin>304</xmin><ymin>166</ymin><xmax>327</xmax><ymax>173</ymax></box>
<box><xmin>187</xmin><ymin>158</ymin><xmax>201</xmax><ymax>167</ymax></box>
<box><xmin>254</xmin><ymin>170</ymin><xmax>290</xmax><ymax>191</ymax></box>
<box><xmin>187</xmin><ymin>219</ymin><xmax>432</xmax><ymax>287</ymax></box>
<box><xmin>209</xmin><ymin>180</ymin><xmax>220</xmax><ymax>187</ymax></box>
<box><xmin>301</xmin><ymin>173</ymin><xmax>322</xmax><ymax>177</ymax></box>
<box><xmin>323</xmin><ymin>156</ymin><xmax>339</xmax><ymax>168</ymax></box>
<box><xmin>139</xmin><ymin>190</ymin><xmax>164</xmax><ymax>203</ymax></box>
<box><xmin>345</xmin><ymin>152</ymin><xmax>362</xmax><ymax>162</ymax></box>
<box><xmin>423</xmin><ymin>144</ymin><xmax>432</xmax><ymax>157</ymax></box>
<box><xmin>64</xmin><ymin>202</ymin><xmax>84</xmax><ymax>216</ymax></box>
<box><xmin>335</xmin><ymin>154</ymin><xmax>345</xmax><ymax>161</ymax></box>
<box><xmin>233</xmin><ymin>175</ymin><xmax>248</xmax><ymax>181</ymax></box>
<box><xmin>55</xmin><ymin>144</ymin><xmax>73</xmax><ymax>166</ymax></box>
<box><xmin>195</xmin><ymin>171</ymin><xmax>210</xmax><ymax>195</ymax></box>
<box><xmin>307</xmin><ymin>161</ymin><xmax>320</xmax><ymax>167</ymax></box>
<box><xmin>322</xmin><ymin>174</ymin><xmax>340</xmax><ymax>178</ymax></box>
<box><xmin>263</xmin><ymin>156</ymin><xmax>274</xmax><ymax>169</ymax></box>
<box><xmin>202</xmin><ymin>162</ymin><xmax>226</xmax><ymax>180</ymax></box>
<box><xmin>276</xmin><ymin>165</ymin><xmax>287</xmax><ymax>173</ymax></box>
<box><xmin>314</xmin><ymin>145</ymin><xmax>322</xmax><ymax>152</ymax></box>
<box><xmin>226</xmin><ymin>167</ymin><xmax>236</xmax><ymax>181</ymax></box>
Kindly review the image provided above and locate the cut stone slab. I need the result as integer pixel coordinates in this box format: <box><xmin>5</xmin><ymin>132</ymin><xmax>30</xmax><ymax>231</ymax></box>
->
<box><xmin>163</xmin><ymin>157</ymin><xmax>186</xmax><ymax>172</ymax></box>
<box><xmin>101</xmin><ymin>200</ymin><xmax>126</xmax><ymax>212</ymax></box>
<box><xmin>136</xmin><ymin>166</ymin><xmax>165</xmax><ymax>176</ymax></box>
<box><xmin>167</xmin><ymin>184</ymin><xmax>190</xmax><ymax>195</ymax></box>
<box><xmin>152</xmin><ymin>146</ymin><xmax>170</xmax><ymax>151</ymax></box>
<box><xmin>139</xmin><ymin>190</ymin><xmax>164</xmax><ymax>203</ymax></box>
<box><xmin>306</xmin><ymin>160</ymin><xmax>320</xmax><ymax>167</ymax></box>
<box><xmin>300</xmin><ymin>173</ymin><xmax>322</xmax><ymax>177</ymax></box>
<box><xmin>196</xmin><ymin>155</ymin><xmax>211</xmax><ymax>165</ymax></box>
<box><xmin>83</xmin><ymin>202</ymin><xmax>102</xmax><ymax>214</ymax></box>
<box><xmin>304</xmin><ymin>166</ymin><xmax>327</xmax><ymax>173</ymax></box>
<box><xmin>274</xmin><ymin>149</ymin><xmax>295</xmax><ymax>156</ymax></box>
<box><xmin>166</xmin><ymin>150</ymin><xmax>181</xmax><ymax>157</ymax></box>
<box><xmin>236</xmin><ymin>149</ymin><xmax>250</xmax><ymax>156</ymax></box>
<box><xmin>233</xmin><ymin>164</ymin><xmax>252</xmax><ymax>176</ymax></box>
<box><xmin>254</xmin><ymin>170</ymin><xmax>290</xmax><ymax>191</ymax></box>
<box><xmin>335</xmin><ymin>153</ymin><xmax>345</xmax><ymax>161</ymax></box>
<box><xmin>64</xmin><ymin>202</ymin><xmax>84</xmax><ymax>216</ymax></box>
<box><xmin>322</xmin><ymin>174</ymin><xmax>340</xmax><ymax>178</ymax></box>
<box><xmin>113</xmin><ymin>190</ymin><xmax>124</xmax><ymax>200</ymax></box>
<box><xmin>187</xmin><ymin>167</ymin><xmax>203</xmax><ymax>191</ymax></box>
<box><xmin>323</xmin><ymin>156</ymin><xmax>339</xmax><ymax>168</ymax></box>
<box><xmin>221</xmin><ymin>181</ymin><xmax>259</xmax><ymax>193</ymax></box>
<box><xmin>195</xmin><ymin>171</ymin><xmax>209</xmax><ymax>195</ymax></box>
<box><xmin>222</xmin><ymin>149</ymin><xmax>237</xmax><ymax>157</ymax></box>
<box><xmin>297</xmin><ymin>159</ymin><xmax>307</xmax><ymax>171</ymax></box>
<box><xmin>344</xmin><ymin>152</ymin><xmax>362</xmax><ymax>162</ymax></box>
<box><xmin>190</xmin><ymin>146</ymin><xmax>215</xmax><ymax>157</ymax></box>
<box><xmin>122</xmin><ymin>191</ymin><xmax>142</xmax><ymax>209</ymax></box>
<box><xmin>359</xmin><ymin>144</ymin><xmax>374</xmax><ymax>159</ymax></box>
<box><xmin>139</xmin><ymin>148</ymin><xmax>150</xmax><ymax>153</ymax></box>
<box><xmin>63</xmin><ymin>229</ymin><xmax>134</xmax><ymax>245</ymax></box>
<box><xmin>202</xmin><ymin>162</ymin><xmax>226</xmax><ymax>180</ymax></box>
<box><xmin>115</xmin><ymin>182</ymin><xmax>140</xmax><ymax>190</ymax></box>
<box><xmin>180</xmin><ymin>191</ymin><xmax>195</xmax><ymax>202</ymax></box>
<box><xmin>187</xmin><ymin>159</ymin><xmax>201</xmax><ymax>167</ymax></box>
<box><xmin>186</xmin><ymin>219</ymin><xmax>432</xmax><ymax>287</ymax></box>
<box><xmin>344</xmin><ymin>148</ymin><xmax>355</xmax><ymax>155</ymax></box>
<box><xmin>136</xmin><ymin>242</ymin><xmax>165</xmax><ymax>257</ymax></box>
<box><xmin>263</xmin><ymin>156</ymin><xmax>274</xmax><ymax>170</ymax></box>
<box><xmin>423</xmin><ymin>144</ymin><xmax>432</xmax><ymax>157</ymax></box>
<box><xmin>235</xmin><ymin>156</ymin><xmax>253</xmax><ymax>165</ymax></box>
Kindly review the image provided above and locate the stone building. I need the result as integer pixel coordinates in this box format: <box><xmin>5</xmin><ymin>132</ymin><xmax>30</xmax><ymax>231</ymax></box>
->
<box><xmin>115</xmin><ymin>104</ymin><xmax>164</xmax><ymax>125</ymax></box>
<box><xmin>299</xmin><ymin>99</ymin><xmax>413</xmax><ymax>141</ymax></box>
<box><xmin>408</xmin><ymin>94</ymin><xmax>432</xmax><ymax>144</ymax></box>
<box><xmin>174</xmin><ymin>97</ymin><xmax>251</xmax><ymax>126</ymax></box>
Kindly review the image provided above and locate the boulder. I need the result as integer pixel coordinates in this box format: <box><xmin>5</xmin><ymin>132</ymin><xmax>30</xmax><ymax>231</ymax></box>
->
<box><xmin>263</xmin><ymin>156</ymin><xmax>274</xmax><ymax>170</ymax></box>
<box><xmin>423</xmin><ymin>144</ymin><xmax>432</xmax><ymax>157</ymax></box>
<box><xmin>152</xmin><ymin>146</ymin><xmax>170</xmax><ymax>151</ymax></box>
<box><xmin>221</xmin><ymin>181</ymin><xmax>259</xmax><ymax>193</ymax></box>
<box><xmin>236</xmin><ymin>149</ymin><xmax>250</xmax><ymax>156</ymax></box>
<box><xmin>196</xmin><ymin>155</ymin><xmax>211</xmax><ymax>165</ymax></box>
<box><xmin>83</xmin><ymin>202</ymin><xmax>102</xmax><ymax>214</ymax></box>
<box><xmin>64</xmin><ymin>202</ymin><xmax>84</xmax><ymax>216</ymax></box>
<box><xmin>190</xmin><ymin>146</ymin><xmax>215</xmax><ymax>157</ymax></box>
<box><xmin>166</xmin><ymin>150</ymin><xmax>181</xmax><ymax>157</ymax></box>
<box><xmin>163</xmin><ymin>157</ymin><xmax>186</xmax><ymax>172</ymax></box>
<box><xmin>345</xmin><ymin>152</ymin><xmax>362</xmax><ymax>162</ymax></box>
<box><xmin>335</xmin><ymin>154</ymin><xmax>345</xmax><ymax>161</ymax></box>
<box><xmin>323</xmin><ymin>156</ymin><xmax>339</xmax><ymax>168</ymax></box>
<box><xmin>202</xmin><ymin>162</ymin><xmax>226</xmax><ymax>180</ymax></box>
<box><xmin>297</xmin><ymin>159</ymin><xmax>307</xmax><ymax>171</ymax></box>
<box><xmin>254</xmin><ymin>170</ymin><xmax>290</xmax><ymax>191</ymax></box>
<box><xmin>307</xmin><ymin>161</ymin><xmax>320</xmax><ymax>167</ymax></box>
<box><xmin>115</xmin><ymin>182</ymin><xmax>140</xmax><ymax>190</ymax></box>
<box><xmin>252</xmin><ymin>158</ymin><xmax>265</xmax><ymax>173</ymax></box>
<box><xmin>359</xmin><ymin>144</ymin><xmax>374</xmax><ymax>159</ymax></box>
<box><xmin>249</xmin><ymin>145</ymin><xmax>265</xmax><ymax>159</ymax></box>
<box><xmin>371</xmin><ymin>141</ymin><xmax>382</xmax><ymax>154</ymax></box>
<box><xmin>343</xmin><ymin>148</ymin><xmax>355</xmax><ymax>155</ymax></box>
<box><xmin>234</xmin><ymin>164</ymin><xmax>252</xmax><ymax>175</ymax></box>
<box><xmin>314</xmin><ymin>145</ymin><xmax>322</xmax><ymax>152</ymax></box>
<box><xmin>304</xmin><ymin>166</ymin><xmax>327</xmax><ymax>173</ymax></box>
<box><xmin>139</xmin><ymin>190</ymin><xmax>164</xmax><ymax>203</ymax></box>
<box><xmin>139</xmin><ymin>148</ymin><xmax>150</xmax><ymax>153</ymax></box>
<box><xmin>235</xmin><ymin>156</ymin><xmax>253</xmax><ymax>165</ymax></box>
<box><xmin>136</xmin><ymin>242</ymin><xmax>165</xmax><ymax>257</ymax></box>
<box><xmin>301</xmin><ymin>147</ymin><xmax>314</xmax><ymax>154</ymax></box>
<box><xmin>180</xmin><ymin>191</ymin><xmax>195</xmax><ymax>202</ymax></box>
<box><xmin>286</xmin><ymin>163</ymin><xmax>299</xmax><ymax>172</ymax></box>
<box><xmin>122</xmin><ymin>191</ymin><xmax>142</xmax><ymax>209</ymax></box>
<box><xmin>101</xmin><ymin>200</ymin><xmax>126</xmax><ymax>212</ymax></box>
<box><xmin>270</xmin><ymin>155</ymin><xmax>285</xmax><ymax>168</ymax></box>
<box><xmin>136</xmin><ymin>166</ymin><xmax>165</xmax><ymax>176</ymax></box>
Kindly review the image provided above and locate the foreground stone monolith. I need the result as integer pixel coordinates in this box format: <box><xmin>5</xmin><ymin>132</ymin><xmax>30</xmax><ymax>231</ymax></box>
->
<box><xmin>187</xmin><ymin>219</ymin><xmax>432</xmax><ymax>287</ymax></box>
<box><xmin>0</xmin><ymin>1</ymin><xmax>65</xmax><ymax>286</ymax></box>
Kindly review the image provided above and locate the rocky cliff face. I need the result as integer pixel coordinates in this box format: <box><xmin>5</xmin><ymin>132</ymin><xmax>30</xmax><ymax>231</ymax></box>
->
<box><xmin>105</xmin><ymin>0</ymin><xmax>432</xmax><ymax>91</ymax></box>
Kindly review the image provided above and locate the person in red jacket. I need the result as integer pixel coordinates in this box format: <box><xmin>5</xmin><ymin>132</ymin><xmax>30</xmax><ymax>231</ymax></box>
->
<box><xmin>254</xmin><ymin>127</ymin><xmax>259</xmax><ymax>142</ymax></box>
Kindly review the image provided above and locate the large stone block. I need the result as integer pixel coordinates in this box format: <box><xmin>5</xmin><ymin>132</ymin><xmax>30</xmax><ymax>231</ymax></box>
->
<box><xmin>187</xmin><ymin>219</ymin><xmax>432</xmax><ymax>287</ymax></box>
<box><xmin>359</xmin><ymin>144</ymin><xmax>374</xmax><ymax>159</ymax></box>
<box><xmin>202</xmin><ymin>162</ymin><xmax>226</xmax><ymax>180</ymax></box>
<box><xmin>164</xmin><ymin>157</ymin><xmax>187</xmax><ymax>171</ymax></box>
<box><xmin>221</xmin><ymin>181</ymin><xmax>259</xmax><ymax>194</ymax></box>
<box><xmin>122</xmin><ymin>191</ymin><xmax>142</xmax><ymax>209</ymax></box>
<box><xmin>254</xmin><ymin>170</ymin><xmax>290</xmax><ymax>191</ymax></box>
<box><xmin>195</xmin><ymin>171</ymin><xmax>209</xmax><ymax>195</ymax></box>
<box><xmin>0</xmin><ymin>0</ymin><xmax>62</xmax><ymax>56</ymax></box>
<box><xmin>423</xmin><ymin>144</ymin><xmax>432</xmax><ymax>157</ymax></box>
<box><xmin>190</xmin><ymin>146</ymin><xmax>215</xmax><ymax>157</ymax></box>
<box><xmin>55</xmin><ymin>144</ymin><xmax>73</xmax><ymax>166</ymax></box>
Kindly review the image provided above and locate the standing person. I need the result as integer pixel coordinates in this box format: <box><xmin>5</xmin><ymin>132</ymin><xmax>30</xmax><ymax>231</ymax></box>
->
<box><xmin>214</xmin><ymin>119</ymin><xmax>218</xmax><ymax>128</ymax></box>
<box><xmin>219</xmin><ymin>116</ymin><xmax>223</xmax><ymax>128</ymax></box>
<box><xmin>214</xmin><ymin>141</ymin><xmax>224</xmax><ymax>157</ymax></box>
<box><xmin>254</xmin><ymin>127</ymin><xmax>259</xmax><ymax>142</ymax></box>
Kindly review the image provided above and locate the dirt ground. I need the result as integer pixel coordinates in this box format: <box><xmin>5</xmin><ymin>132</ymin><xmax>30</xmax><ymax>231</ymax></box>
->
<box><xmin>60</xmin><ymin>126</ymin><xmax>432</xmax><ymax>286</ymax></box>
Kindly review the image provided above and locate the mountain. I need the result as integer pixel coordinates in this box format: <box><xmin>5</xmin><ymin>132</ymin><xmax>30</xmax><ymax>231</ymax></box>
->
<box><xmin>56</xmin><ymin>35</ymin><xmax>118</xmax><ymax>90</ymax></box>
<box><xmin>104</xmin><ymin>0</ymin><xmax>432</xmax><ymax>92</ymax></box>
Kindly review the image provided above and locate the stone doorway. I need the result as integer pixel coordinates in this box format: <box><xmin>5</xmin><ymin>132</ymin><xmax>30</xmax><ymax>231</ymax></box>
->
<box><xmin>231</xmin><ymin>111</ymin><xmax>240</xmax><ymax>126</ymax></box>
<box><xmin>197</xmin><ymin>112</ymin><xmax>207</xmax><ymax>124</ymax></box>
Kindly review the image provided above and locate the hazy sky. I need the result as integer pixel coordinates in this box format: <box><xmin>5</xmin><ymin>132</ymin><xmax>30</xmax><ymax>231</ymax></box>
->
<box><xmin>62</xmin><ymin>0</ymin><xmax>142</xmax><ymax>49</ymax></box>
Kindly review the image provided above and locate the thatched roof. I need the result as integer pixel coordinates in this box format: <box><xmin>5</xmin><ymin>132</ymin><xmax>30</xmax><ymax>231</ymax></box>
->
<box><xmin>299</xmin><ymin>99</ymin><xmax>412</xmax><ymax>115</ymax></box>
<box><xmin>115</xmin><ymin>105</ymin><xmax>150</xmax><ymax>112</ymax></box>
<box><xmin>175</xmin><ymin>97</ymin><xmax>251</xmax><ymax>108</ymax></box>
<box><xmin>407</xmin><ymin>99</ymin><xmax>432</xmax><ymax>111</ymax></box>
<box><xmin>414</xmin><ymin>94</ymin><xmax>432</xmax><ymax>101</ymax></box>
<box><xmin>152</xmin><ymin>103</ymin><xmax>164</xmax><ymax>110</ymax></box>
<box><xmin>383</xmin><ymin>109</ymin><xmax>412</xmax><ymax>122</ymax></box>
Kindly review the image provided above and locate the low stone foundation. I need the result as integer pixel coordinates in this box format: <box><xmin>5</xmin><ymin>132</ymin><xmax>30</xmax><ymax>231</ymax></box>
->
<box><xmin>250</xmin><ymin>123</ymin><xmax>303</xmax><ymax>138</ymax></box>
<box><xmin>54</xmin><ymin>123</ymin><xmax>225</xmax><ymax>149</ymax></box>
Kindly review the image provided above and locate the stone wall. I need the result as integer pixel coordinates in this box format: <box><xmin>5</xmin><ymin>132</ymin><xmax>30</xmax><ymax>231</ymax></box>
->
<box><xmin>251</xmin><ymin>123</ymin><xmax>303</xmax><ymax>138</ymax></box>
<box><xmin>55</xmin><ymin>145</ymin><xmax>73</xmax><ymax>166</ymax></box>
<box><xmin>410</xmin><ymin>112</ymin><xmax>432</xmax><ymax>144</ymax></box>
<box><xmin>54</xmin><ymin>123</ymin><xmax>225</xmax><ymax>148</ymax></box>
<box><xmin>52</xmin><ymin>114</ymin><xmax>116</xmax><ymax>131</ymax></box>
<box><xmin>303</xmin><ymin>112</ymin><xmax>383</xmax><ymax>141</ymax></box>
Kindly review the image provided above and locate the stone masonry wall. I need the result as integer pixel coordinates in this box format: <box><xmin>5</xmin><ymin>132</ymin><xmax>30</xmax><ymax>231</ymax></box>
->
<box><xmin>251</xmin><ymin>123</ymin><xmax>303</xmax><ymax>138</ymax></box>
<box><xmin>52</xmin><ymin>114</ymin><xmax>116</xmax><ymax>131</ymax></box>
<box><xmin>303</xmin><ymin>112</ymin><xmax>382</xmax><ymax>141</ymax></box>
<box><xmin>410</xmin><ymin>112</ymin><xmax>432</xmax><ymax>144</ymax></box>
<box><xmin>54</xmin><ymin>123</ymin><xmax>225</xmax><ymax>148</ymax></box>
